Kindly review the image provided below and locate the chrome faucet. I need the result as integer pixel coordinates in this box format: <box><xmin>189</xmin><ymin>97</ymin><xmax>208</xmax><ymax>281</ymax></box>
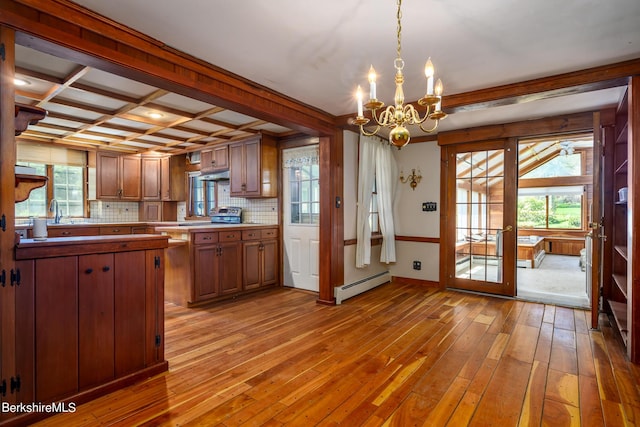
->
<box><xmin>49</xmin><ymin>199</ymin><xmax>62</xmax><ymax>224</ymax></box>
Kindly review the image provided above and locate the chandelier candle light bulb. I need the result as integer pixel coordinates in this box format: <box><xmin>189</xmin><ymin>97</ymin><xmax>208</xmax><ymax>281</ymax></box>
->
<box><xmin>368</xmin><ymin>66</ymin><xmax>377</xmax><ymax>100</ymax></box>
<box><xmin>350</xmin><ymin>0</ymin><xmax>448</xmax><ymax>148</ymax></box>
<box><xmin>425</xmin><ymin>58</ymin><xmax>434</xmax><ymax>95</ymax></box>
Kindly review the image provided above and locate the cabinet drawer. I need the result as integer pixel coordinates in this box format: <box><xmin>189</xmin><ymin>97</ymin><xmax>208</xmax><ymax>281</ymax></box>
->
<box><xmin>261</xmin><ymin>228</ymin><xmax>278</xmax><ymax>239</ymax></box>
<box><xmin>219</xmin><ymin>231</ymin><xmax>241</xmax><ymax>242</ymax></box>
<box><xmin>242</xmin><ymin>230</ymin><xmax>261</xmax><ymax>240</ymax></box>
<box><xmin>100</xmin><ymin>226</ymin><xmax>132</xmax><ymax>235</ymax></box>
<box><xmin>47</xmin><ymin>227</ymin><xmax>100</xmax><ymax>237</ymax></box>
<box><xmin>194</xmin><ymin>232</ymin><xmax>218</xmax><ymax>244</ymax></box>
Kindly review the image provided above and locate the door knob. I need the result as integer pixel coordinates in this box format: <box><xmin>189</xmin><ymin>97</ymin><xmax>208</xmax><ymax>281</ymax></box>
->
<box><xmin>502</xmin><ymin>225</ymin><xmax>513</xmax><ymax>232</ymax></box>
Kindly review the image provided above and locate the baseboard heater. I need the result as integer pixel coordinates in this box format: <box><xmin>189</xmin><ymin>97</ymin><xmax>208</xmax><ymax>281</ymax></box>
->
<box><xmin>334</xmin><ymin>271</ymin><xmax>391</xmax><ymax>305</ymax></box>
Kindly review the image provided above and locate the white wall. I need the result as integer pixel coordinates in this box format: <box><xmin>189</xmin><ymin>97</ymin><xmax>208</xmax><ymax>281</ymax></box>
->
<box><xmin>390</xmin><ymin>141</ymin><xmax>441</xmax><ymax>282</ymax></box>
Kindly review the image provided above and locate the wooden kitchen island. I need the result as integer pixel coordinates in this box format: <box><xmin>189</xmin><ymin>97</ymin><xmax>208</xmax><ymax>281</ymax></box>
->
<box><xmin>11</xmin><ymin>234</ymin><xmax>168</xmax><ymax>426</ymax></box>
<box><xmin>156</xmin><ymin>224</ymin><xmax>279</xmax><ymax>307</ymax></box>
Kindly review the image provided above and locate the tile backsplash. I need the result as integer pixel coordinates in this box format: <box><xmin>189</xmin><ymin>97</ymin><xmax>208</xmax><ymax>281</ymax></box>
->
<box><xmin>89</xmin><ymin>200</ymin><xmax>139</xmax><ymax>222</ymax></box>
<box><xmin>217</xmin><ymin>183</ymin><xmax>278</xmax><ymax>224</ymax></box>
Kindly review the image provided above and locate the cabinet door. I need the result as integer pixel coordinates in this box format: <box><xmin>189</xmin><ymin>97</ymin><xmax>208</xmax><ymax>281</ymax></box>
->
<box><xmin>243</xmin><ymin>139</ymin><xmax>261</xmax><ymax>195</ymax></box>
<box><xmin>141</xmin><ymin>201</ymin><xmax>162</xmax><ymax>222</ymax></box>
<box><xmin>146</xmin><ymin>249</ymin><xmax>165</xmax><ymax>365</ymax></box>
<box><xmin>229</xmin><ymin>142</ymin><xmax>245</xmax><ymax>195</ymax></box>
<box><xmin>212</xmin><ymin>145</ymin><xmax>229</xmax><ymax>171</ymax></box>
<box><xmin>262</xmin><ymin>239</ymin><xmax>278</xmax><ymax>286</ymax></box>
<box><xmin>120</xmin><ymin>155</ymin><xmax>141</xmax><ymax>200</ymax></box>
<box><xmin>35</xmin><ymin>257</ymin><xmax>78</xmax><ymax>402</ymax></box>
<box><xmin>218</xmin><ymin>242</ymin><xmax>242</xmax><ymax>295</ymax></box>
<box><xmin>15</xmin><ymin>260</ymin><xmax>35</xmax><ymax>404</ymax></box>
<box><xmin>161</xmin><ymin>156</ymin><xmax>171</xmax><ymax>200</ymax></box>
<box><xmin>96</xmin><ymin>152</ymin><xmax>120</xmax><ymax>199</ymax></box>
<box><xmin>194</xmin><ymin>245</ymin><xmax>219</xmax><ymax>300</ymax></box>
<box><xmin>78</xmin><ymin>254</ymin><xmax>115</xmax><ymax>390</ymax></box>
<box><xmin>243</xmin><ymin>241</ymin><xmax>261</xmax><ymax>290</ymax></box>
<box><xmin>142</xmin><ymin>157</ymin><xmax>161</xmax><ymax>200</ymax></box>
<box><xmin>115</xmin><ymin>251</ymin><xmax>146</xmax><ymax>376</ymax></box>
<box><xmin>200</xmin><ymin>149</ymin><xmax>214</xmax><ymax>174</ymax></box>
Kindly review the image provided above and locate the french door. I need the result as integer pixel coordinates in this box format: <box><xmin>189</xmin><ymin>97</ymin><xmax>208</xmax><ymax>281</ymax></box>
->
<box><xmin>443</xmin><ymin>139</ymin><xmax>517</xmax><ymax>296</ymax></box>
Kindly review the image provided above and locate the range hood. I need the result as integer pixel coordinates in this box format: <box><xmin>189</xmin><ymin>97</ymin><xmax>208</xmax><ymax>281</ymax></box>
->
<box><xmin>199</xmin><ymin>170</ymin><xmax>230</xmax><ymax>181</ymax></box>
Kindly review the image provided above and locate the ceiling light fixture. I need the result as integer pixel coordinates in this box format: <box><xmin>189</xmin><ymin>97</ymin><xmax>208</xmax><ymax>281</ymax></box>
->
<box><xmin>148</xmin><ymin>112</ymin><xmax>164</xmax><ymax>119</ymax></box>
<box><xmin>14</xmin><ymin>77</ymin><xmax>30</xmax><ymax>86</ymax></box>
<box><xmin>351</xmin><ymin>0</ymin><xmax>447</xmax><ymax>148</ymax></box>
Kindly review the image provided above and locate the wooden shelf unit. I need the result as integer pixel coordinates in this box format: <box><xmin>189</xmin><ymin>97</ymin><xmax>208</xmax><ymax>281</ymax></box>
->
<box><xmin>602</xmin><ymin>78</ymin><xmax>640</xmax><ymax>362</ymax></box>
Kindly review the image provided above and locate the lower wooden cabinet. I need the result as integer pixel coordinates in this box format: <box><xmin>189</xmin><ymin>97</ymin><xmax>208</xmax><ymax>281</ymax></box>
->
<box><xmin>193</xmin><ymin>235</ymin><xmax>242</xmax><ymax>301</ymax></box>
<box><xmin>14</xmin><ymin>237</ymin><xmax>167</xmax><ymax>419</ymax></box>
<box><xmin>163</xmin><ymin>226</ymin><xmax>278</xmax><ymax>306</ymax></box>
<box><xmin>243</xmin><ymin>239</ymin><xmax>278</xmax><ymax>290</ymax></box>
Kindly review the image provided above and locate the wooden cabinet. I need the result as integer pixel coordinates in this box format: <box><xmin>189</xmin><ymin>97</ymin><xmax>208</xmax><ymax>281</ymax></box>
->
<box><xmin>161</xmin><ymin>154</ymin><xmax>186</xmax><ymax>201</ymax></box>
<box><xmin>162</xmin><ymin>225</ymin><xmax>279</xmax><ymax>306</ymax></box>
<box><xmin>13</xmin><ymin>236</ymin><xmax>167</xmax><ymax>421</ymax></box>
<box><xmin>192</xmin><ymin>231</ymin><xmax>242</xmax><ymax>301</ymax></box>
<box><xmin>139</xmin><ymin>201</ymin><xmax>178</xmax><ymax>222</ymax></box>
<box><xmin>41</xmin><ymin>226</ymin><xmax>100</xmax><ymax>238</ymax></box>
<box><xmin>141</xmin><ymin>156</ymin><xmax>162</xmax><ymax>200</ymax></box>
<box><xmin>96</xmin><ymin>152</ymin><xmax>141</xmax><ymax>200</ymax></box>
<box><xmin>200</xmin><ymin>145</ymin><xmax>229</xmax><ymax>174</ymax></box>
<box><xmin>229</xmin><ymin>134</ymin><xmax>277</xmax><ymax>197</ymax></box>
<box><xmin>243</xmin><ymin>228</ymin><xmax>278</xmax><ymax>290</ymax></box>
<box><xmin>100</xmin><ymin>225</ymin><xmax>132</xmax><ymax>235</ymax></box>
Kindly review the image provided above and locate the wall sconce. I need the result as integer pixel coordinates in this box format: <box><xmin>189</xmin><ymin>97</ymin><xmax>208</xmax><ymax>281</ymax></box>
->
<box><xmin>400</xmin><ymin>168</ymin><xmax>422</xmax><ymax>190</ymax></box>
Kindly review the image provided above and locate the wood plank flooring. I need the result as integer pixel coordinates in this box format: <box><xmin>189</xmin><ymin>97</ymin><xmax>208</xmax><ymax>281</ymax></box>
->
<box><xmin>34</xmin><ymin>282</ymin><xmax>640</xmax><ymax>426</ymax></box>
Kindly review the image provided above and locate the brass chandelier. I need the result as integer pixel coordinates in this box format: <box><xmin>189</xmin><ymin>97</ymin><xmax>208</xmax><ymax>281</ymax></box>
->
<box><xmin>352</xmin><ymin>0</ymin><xmax>447</xmax><ymax>148</ymax></box>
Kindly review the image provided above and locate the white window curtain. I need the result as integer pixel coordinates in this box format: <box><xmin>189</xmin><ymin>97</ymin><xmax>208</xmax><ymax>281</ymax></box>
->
<box><xmin>355</xmin><ymin>135</ymin><xmax>397</xmax><ymax>268</ymax></box>
<box><xmin>375</xmin><ymin>142</ymin><xmax>398</xmax><ymax>264</ymax></box>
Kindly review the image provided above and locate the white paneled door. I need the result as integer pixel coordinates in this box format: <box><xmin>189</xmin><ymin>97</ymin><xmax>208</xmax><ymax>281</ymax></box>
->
<box><xmin>283</xmin><ymin>146</ymin><xmax>320</xmax><ymax>292</ymax></box>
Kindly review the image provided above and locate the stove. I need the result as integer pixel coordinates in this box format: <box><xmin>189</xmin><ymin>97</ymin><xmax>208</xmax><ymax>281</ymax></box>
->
<box><xmin>210</xmin><ymin>207</ymin><xmax>242</xmax><ymax>224</ymax></box>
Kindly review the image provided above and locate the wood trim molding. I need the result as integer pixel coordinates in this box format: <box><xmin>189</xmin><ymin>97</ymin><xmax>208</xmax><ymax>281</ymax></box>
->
<box><xmin>391</xmin><ymin>276</ymin><xmax>441</xmax><ymax>289</ymax></box>
<box><xmin>395</xmin><ymin>235</ymin><xmax>440</xmax><ymax>244</ymax></box>
<box><xmin>1</xmin><ymin>0</ymin><xmax>336</xmax><ymax>136</ymax></box>
<box><xmin>438</xmin><ymin>111</ymin><xmax>595</xmax><ymax>146</ymax></box>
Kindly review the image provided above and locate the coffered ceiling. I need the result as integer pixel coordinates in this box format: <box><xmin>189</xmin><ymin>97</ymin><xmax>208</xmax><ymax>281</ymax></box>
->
<box><xmin>14</xmin><ymin>45</ymin><xmax>295</xmax><ymax>154</ymax></box>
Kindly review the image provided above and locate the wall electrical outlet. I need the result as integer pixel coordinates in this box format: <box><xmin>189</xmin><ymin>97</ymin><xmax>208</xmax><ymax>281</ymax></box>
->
<box><xmin>422</xmin><ymin>202</ymin><xmax>437</xmax><ymax>212</ymax></box>
<box><xmin>413</xmin><ymin>260</ymin><xmax>421</xmax><ymax>270</ymax></box>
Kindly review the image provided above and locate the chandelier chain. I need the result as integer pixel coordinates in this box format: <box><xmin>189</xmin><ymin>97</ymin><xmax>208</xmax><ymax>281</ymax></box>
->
<box><xmin>396</xmin><ymin>0</ymin><xmax>402</xmax><ymax>60</ymax></box>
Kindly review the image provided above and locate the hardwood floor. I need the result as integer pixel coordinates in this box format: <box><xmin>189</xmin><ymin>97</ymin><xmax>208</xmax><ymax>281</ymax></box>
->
<box><xmin>34</xmin><ymin>282</ymin><xmax>640</xmax><ymax>426</ymax></box>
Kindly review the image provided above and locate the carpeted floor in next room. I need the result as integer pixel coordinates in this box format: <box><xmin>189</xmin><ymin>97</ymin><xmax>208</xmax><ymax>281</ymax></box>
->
<box><xmin>517</xmin><ymin>253</ymin><xmax>589</xmax><ymax>308</ymax></box>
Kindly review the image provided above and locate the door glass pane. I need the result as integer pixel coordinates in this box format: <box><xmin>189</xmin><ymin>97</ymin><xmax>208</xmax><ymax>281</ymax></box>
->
<box><xmin>455</xmin><ymin>148</ymin><xmax>505</xmax><ymax>284</ymax></box>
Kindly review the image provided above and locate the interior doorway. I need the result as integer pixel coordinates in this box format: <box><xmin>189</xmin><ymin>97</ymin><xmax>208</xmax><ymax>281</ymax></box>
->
<box><xmin>514</xmin><ymin>134</ymin><xmax>594</xmax><ymax>308</ymax></box>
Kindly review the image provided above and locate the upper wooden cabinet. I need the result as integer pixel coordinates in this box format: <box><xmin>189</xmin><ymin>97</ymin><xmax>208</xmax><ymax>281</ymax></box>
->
<box><xmin>141</xmin><ymin>154</ymin><xmax>186</xmax><ymax>202</ymax></box>
<box><xmin>229</xmin><ymin>134</ymin><xmax>277</xmax><ymax>197</ymax></box>
<box><xmin>141</xmin><ymin>157</ymin><xmax>161</xmax><ymax>201</ymax></box>
<box><xmin>96</xmin><ymin>152</ymin><xmax>141</xmax><ymax>200</ymax></box>
<box><xmin>161</xmin><ymin>154</ymin><xmax>186</xmax><ymax>201</ymax></box>
<box><xmin>200</xmin><ymin>145</ymin><xmax>229</xmax><ymax>174</ymax></box>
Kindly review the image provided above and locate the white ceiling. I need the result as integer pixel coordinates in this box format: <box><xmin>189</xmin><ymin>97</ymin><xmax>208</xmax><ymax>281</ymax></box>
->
<box><xmin>21</xmin><ymin>1</ymin><xmax>640</xmax><ymax>139</ymax></box>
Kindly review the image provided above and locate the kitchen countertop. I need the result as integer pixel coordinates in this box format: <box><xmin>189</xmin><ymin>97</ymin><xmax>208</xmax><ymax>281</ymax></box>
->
<box><xmin>155</xmin><ymin>223</ymin><xmax>277</xmax><ymax>232</ymax></box>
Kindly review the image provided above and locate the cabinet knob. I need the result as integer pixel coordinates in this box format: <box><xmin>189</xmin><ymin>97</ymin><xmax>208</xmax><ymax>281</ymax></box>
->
<box><xmin>103</xmin><ymin>266</ymin><xmax>111</xmax><ymax>272</ymax></box>
<box><xmin>85</xmin><ymin>268</ymin><xmax>93</xmax><ymax>274</ymax></box>
<box><xmin>62</xmin><ymin>231</ymin><xmax>71</xmax><ymax>236</ymax></box>
<box><xmin>112</xmin><ymin>229</ymin><xmax>120</xmax><ymax>232</ymax></box>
